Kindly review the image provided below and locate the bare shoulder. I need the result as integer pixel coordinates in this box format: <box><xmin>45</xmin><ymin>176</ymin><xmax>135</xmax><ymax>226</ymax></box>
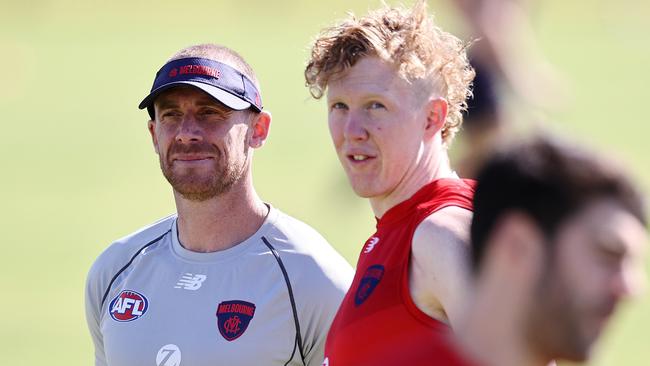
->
<box><xmin>409</xmin><ymin>206</ymin><xmax>473</xmax><ymax>327</ymax></box>
<box><xmin>413</xmin><ymin>206</ymin><xmax>473</xmax><ymax>256</ymax></box>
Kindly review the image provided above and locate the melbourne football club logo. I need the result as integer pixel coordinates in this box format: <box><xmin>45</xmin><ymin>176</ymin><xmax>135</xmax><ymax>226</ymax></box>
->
<box><xmin>216</xmin><ymin>300</ymin><xmax>256</xmax><ymax>341</ymax></box>
<box><xmin>355</xmin><ymin>264</ymin><xmax>385</xmax><ymax>306</ymax></box>
<box><xmin>109</xmin><ymin>290</ymin><xmax>149</xmax><ymax>322</ymax></box>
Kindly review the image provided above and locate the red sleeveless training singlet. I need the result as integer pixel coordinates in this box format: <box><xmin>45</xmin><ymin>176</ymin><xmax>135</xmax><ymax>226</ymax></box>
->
<box><xmin>323</xmin><ymin>178</ymin><xmax>475</xmax><ymax>366</ymax></box>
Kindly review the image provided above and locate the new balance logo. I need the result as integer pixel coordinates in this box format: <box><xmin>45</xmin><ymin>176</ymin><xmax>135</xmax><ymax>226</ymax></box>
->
<box><xmin>364</xmin><ymin>236</ymin><xmax>380</xmax><ymax>254</ymax></box>
<box><xmin>174</xmin><ymin>273</ymin><xmax>207</xmax><ymax>290</ymax></box>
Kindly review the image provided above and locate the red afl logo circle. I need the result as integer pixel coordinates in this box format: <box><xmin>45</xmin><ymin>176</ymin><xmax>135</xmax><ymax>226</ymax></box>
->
<box><xmin>168</xmin><ymin>68</ymin><xmax>178</xmax><ymax>78</ymax></box>
<box><xmin>109</xmin><ymin>290</ymin><xmax>149</xmax><ymax>322</ymax></box>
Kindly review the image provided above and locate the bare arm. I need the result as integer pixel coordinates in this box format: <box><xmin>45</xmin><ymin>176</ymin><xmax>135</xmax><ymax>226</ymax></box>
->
<box><xmin>409</xmin><ymin>206</ymin><xmax>473</xmax><ymax>329</ymax></box>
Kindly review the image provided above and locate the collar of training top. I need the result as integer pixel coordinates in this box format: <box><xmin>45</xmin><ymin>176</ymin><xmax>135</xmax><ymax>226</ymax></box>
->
<box><xmin>138</xmin><ymin>57</ymin><xmax>263</xmax><ymax>119</ymax></box>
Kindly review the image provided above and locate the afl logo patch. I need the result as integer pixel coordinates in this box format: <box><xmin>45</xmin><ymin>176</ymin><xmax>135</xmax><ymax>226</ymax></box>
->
<box><xmin>216</xmin><ymin>300</ymin><xmax>256</xmax><ymax>341</ymax></box>
<box><xmin>355</xmin><ymin>264</ymin><xmax>384</xmax><ymax>306</ymax></box>
<box><xmin>109</xmin><ymin>290</ymin><xmax>149</xmax><ymax>322</ymax></box>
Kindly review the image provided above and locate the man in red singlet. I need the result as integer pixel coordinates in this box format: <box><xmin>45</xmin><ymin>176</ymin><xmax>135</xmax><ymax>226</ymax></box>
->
<box><xmin>304</xmin><ymin>1</ymin><xmax>476</xmax><ymax>364</ymax></box>
<box><xmin>454</xmin><ymin>137</ymin><xmax>648</xmax><ymax>366</ymax></box>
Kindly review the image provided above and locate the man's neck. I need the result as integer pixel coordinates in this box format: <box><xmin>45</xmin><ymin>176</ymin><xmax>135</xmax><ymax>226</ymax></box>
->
<box><xmin>459</xmin><ymin>312</ymin><xmax>549</xmax><ymax>366</ymax></box>
<box><xmin>457</xmin><ymin>271</ymin><xmax>551</xmax><ymax>366</ymax></box>
<box><xmin>174</xmin><ymin>182</ymin><xmax>268</xmax><ymax>253</ymax></box>
<box><xmin>370</xmin><ymin>147</ymin><xmax>456</xmax><ymax>218</ymax></box>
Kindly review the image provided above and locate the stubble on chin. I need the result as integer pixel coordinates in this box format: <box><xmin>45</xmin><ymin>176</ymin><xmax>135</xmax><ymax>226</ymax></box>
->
<box><xmin>160</xmin><ymin>157</ymin><xmax>239</xmax><ymax>202</ymax></box>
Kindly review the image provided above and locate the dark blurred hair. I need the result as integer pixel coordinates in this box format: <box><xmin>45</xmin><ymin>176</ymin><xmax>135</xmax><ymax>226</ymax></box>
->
<box><xmin>470</xmin><ymin>136</ymin><xmax>647</xmax><ymax>271</ymax></box>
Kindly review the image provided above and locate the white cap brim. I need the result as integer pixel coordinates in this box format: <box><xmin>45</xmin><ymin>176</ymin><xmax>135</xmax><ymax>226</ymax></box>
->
<box><xmin>138</xmin><ymin>81</ymin><xmax>252</xmax><ymax>111</ymax></box>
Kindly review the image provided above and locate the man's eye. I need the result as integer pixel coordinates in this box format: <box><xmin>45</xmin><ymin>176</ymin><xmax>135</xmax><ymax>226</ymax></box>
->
<box><xmin>201</xmin><ymin>109</ymin><xmax>230</xmax><ymax>119</ymax></box>
<box><xmin>331</xmin><ymin>102</ymin><xmax>348</xmax><ymax>110</ymax></box>
<box><xmin>162</xmin><ymin>111</ymin><xmax>181</xmax><ymax>118</ymax></box>
<box><xmin>368</xmin><ymin>102</ymin><xmax>385</xmax><ymax>110</ymax></box>
<box><xmin>599</xmin><ymin>249</ymin><xmax>623</xmax><ymax>265</ymax></box>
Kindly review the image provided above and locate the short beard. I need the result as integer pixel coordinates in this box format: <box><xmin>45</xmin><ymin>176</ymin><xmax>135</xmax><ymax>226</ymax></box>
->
<box><xmin>525</xmin><ymin>258</ymin><xmax>589</xmax><ymax>362</ymax></box>
<box><xmin>160</xmin><ymin>141</ymin><xmax>247</xmax><ymax>202</ymax></box>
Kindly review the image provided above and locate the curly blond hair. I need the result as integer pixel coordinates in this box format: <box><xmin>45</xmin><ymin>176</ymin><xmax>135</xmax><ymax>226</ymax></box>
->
<box><xmin>304</xmin><ymin>0</ymin><xmax>474</xmax><ymax>144</ymax></box>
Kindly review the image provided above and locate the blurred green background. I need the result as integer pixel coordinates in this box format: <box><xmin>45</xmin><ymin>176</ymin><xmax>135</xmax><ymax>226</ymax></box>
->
<box><xmin>1</xmin><ymin>0</ymin><xmax>648</xmax><ymax>364</ymax></box>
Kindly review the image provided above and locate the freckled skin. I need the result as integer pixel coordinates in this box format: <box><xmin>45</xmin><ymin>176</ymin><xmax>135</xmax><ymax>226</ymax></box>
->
<box><xmin>326</xmin><ymin>57</ymin><xmax>443</xmax><ymax>203</ymax></box>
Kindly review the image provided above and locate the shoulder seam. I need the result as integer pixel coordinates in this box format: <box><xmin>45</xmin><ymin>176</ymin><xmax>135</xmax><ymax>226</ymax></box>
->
<box><xmin>100</xmin><ymin>229</ymin><xmax>171</xmax><ymax>307</ymax></box>
<box><xmin>261</xmin><ymin>236</ymin><xmax>306</xmax><ymax>365</ymax></box>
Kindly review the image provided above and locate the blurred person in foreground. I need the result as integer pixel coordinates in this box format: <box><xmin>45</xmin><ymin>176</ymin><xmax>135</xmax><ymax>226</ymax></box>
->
<box><xmin>304</xmin><ymin>1</ymin><xmax>475</xmax><ymax>364</ymax></box>
<box><xmin>451</xmin><ymin>0</ymin><xmax>567</xmax><ymax>178</ymax></box>
<box><xmin>85</xmin><ymin>43</ymin><xmax>352</xmax><ymax>366</ymax></box>
<box><xmin>446</xmin><ymin>136</ymin><xmax>648</xmax><ymax>366</ymax></box>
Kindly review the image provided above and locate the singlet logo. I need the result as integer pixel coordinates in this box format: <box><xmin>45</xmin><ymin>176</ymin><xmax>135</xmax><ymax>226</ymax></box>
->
<box><xmin>216</xmin><ymin>300</ymin><xmax>256</xmax><ymax>341</ymax></box>
<box><xmin>174</xmin><ymin>273</ymin><xmax>207</xmax><ymax>290</ymax></box>
<box><xmin>322</xmin><ymin>357</ymin><xmax>329</xmax><ymax>366</ymax></box>
<box><xmin>109</xmin><ymin>290</ymin><xmax>149</xmax><ymax>322</ymax></box>
<box><xmin>355</xmin><ymin>264</ymin><xmax>385</xmax><ymax>306</ymax></box>
<box><xmin>363</xmin><ymin>236</ymin><xmax>380</xmax><ymax>254</ymax></box>
<box><xmin>156</xmin><ymin>344</ymin><xmax>181</xmax><ymax>366</ymax></box>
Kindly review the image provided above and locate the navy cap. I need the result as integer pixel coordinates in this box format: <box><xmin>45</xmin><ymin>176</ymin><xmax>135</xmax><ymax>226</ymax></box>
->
<box><xmin>139</xmin><ymin>57</ymin><xmax>263</xmax><ymax>119</ymax></box>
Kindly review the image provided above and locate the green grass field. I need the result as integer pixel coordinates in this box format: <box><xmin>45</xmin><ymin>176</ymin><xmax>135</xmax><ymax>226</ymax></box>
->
<box><xmin>1</xmin><ymin>0</ymin><xmax>648</xmax><ymax>364</ymax></box>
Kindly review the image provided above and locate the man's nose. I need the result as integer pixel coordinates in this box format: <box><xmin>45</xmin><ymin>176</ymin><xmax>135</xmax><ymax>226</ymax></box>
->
<box><xmin>343</xmin><ymin>111</ymin><xmax>369</xmax><ymax>142</ymax></box>
<box><xmin>611</xmin><ymin>263</ymin><xmax>645</xmax><ymax>300</ymax></box>
<box><xmin>175</xmin><ymin>114</ymin><xmax>203</xmax><ymax>143</ymax></box>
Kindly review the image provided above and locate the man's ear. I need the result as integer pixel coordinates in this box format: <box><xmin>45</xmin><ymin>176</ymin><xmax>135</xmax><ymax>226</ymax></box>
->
<box><xmin>423</xmin><ymin>97</ymin><xmax>448</xmax><ymax>138</ymax></box>
<box><xmin>148</xmin><ymin>120</ymin><xmax>160</xmax><ymax>154</ymax></box>
<box><xmin>249</xmin><ymin>111</ymin><xmax>271</xmax><ymax>149</ymax></box>
<box><xmin>488</xmin><ymin>211</ymin><xmax>546</xmax><ymax>281</ymax></box>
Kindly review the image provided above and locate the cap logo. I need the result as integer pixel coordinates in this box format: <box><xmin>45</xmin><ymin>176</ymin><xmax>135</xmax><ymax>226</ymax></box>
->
<box><xmin>178</xmin><ymin>64</ymin><xmax>221</xmax><ymax>79</ymax></box>
<box><xmin>216</xmin><ymin>300</ymin><xmax>256</xmax><ymax>341</ymax></box>
<box><xmin>168</xmin><ymin>68</ymin><xmax>178</xmax><ymax>78</ymax></box>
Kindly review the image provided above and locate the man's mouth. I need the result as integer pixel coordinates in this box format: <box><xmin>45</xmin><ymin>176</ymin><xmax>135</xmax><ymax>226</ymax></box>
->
<box><xmin>170</xmin><ymin>154</ymin><xmax>215</xmax><ymax>164</ymax></box>
<box><xmin>175</xmin><ymin>156</ymin><xmax>212</xmax><ymax>161</ymax></box>
<box><xmin>347</xmin><ymin>154</ymin><xmax>375</xmax><ymax>163</ymax></box>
